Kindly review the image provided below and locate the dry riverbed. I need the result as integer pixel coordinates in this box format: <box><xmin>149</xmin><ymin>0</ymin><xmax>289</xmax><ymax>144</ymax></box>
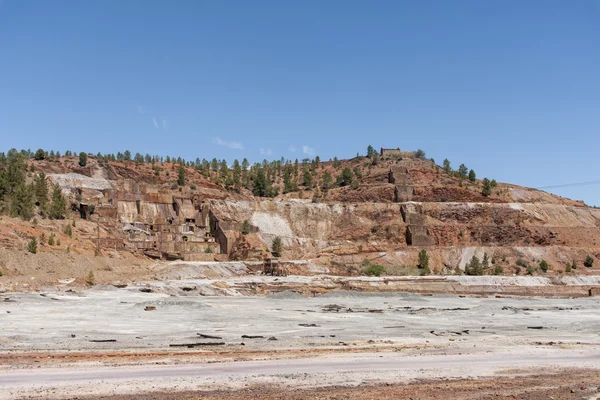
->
<box><xmin>1</xmin><ymin>282</ymin><xmax>600</xmax><ymax>399</ymax></box>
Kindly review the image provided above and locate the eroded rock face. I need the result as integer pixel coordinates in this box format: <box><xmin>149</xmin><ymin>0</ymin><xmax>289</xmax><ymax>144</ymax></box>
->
<box><xmin>2</xmin><ymin>154</ymin><xmax>597</xmax><ymax>282</ymax></box>
<box><xmin>208</xmin><ymin>199</ymin><xmax>600</xmax><ymax>272</ymax></box>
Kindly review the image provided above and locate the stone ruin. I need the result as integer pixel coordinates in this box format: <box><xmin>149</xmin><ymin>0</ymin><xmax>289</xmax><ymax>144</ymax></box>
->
<box><xmin>50</xmin><ymin>174</ymin><xmax>227</xmax><ymax>261</ymax></box>
<box><xmin>401</xmin><ymin>203</ymin><xmax>435</xmax><ymax>246</ymax></box>
<box><xmin>380</xmin><ymin>147</ymin><xmax>402</xmax><ymax>158</ymax></box>
<box><xmin>388</xmin><ymin>166</ymin><xmax>414</xmax><ymax>202</ymax></box>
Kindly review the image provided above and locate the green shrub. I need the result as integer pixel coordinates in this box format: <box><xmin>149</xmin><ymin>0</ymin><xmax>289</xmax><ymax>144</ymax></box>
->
<box><xmin>481</xmin><ymin>178</ymin><xmax>492</xmax><ymax>196</ymax></box>
<box><xmin>526</xmin><ymin>266</ymin><xmax>535</xmax><ymax>275</ymax></box>
<box><xmin>493</xmin><ymin>265</ymin><xmax>504</xmax><ymax>275</ymax></box>
<box><xmin>272</xmin><ymin>236</ymin><xmax>283</xmax><ymax>256</ymax></box>
<box><xmin>86</xmin><ymin>271</ymin><xmax>95</xmax><ymax>285</ymax></box>
<box><xmin>361</xmin><ymin>260</ymin><xmax>385</xmax><ymax>277</ymax></box>
<box><xmin>64</xmin><ymin>224</ymin><xmax>72</xmax><ymax>237</ymax></box>
<box><xmin>241</xmin><ymin>220</ymin><xmax>250</xmax><ymax>235</ymax></box>
<box><xmin>417</xmin><ymin>250</ymin><xmax>429</xmax><ymax>270</ymax></box>
<box><xmin>566</xmin><ymin>263</ymin><xmax>572</xmax><ymax>273</ymax></box>
<box><xmin>383</xmin><ymin>264</ymin><xmax>420</xmax><ymax>276</ymax></box>
<box><xmin>204</xmin><ymin>246</ymin><xmax>214</xmax><ymax>254</ymax></box>
<box><xmin>584</xmin><ymin>255</ymin><xmax>594</xmax><ymax>268</ymax></box>
<box><xmin>482</xmin><ymin>253</ymin><xmax>490</xmax><ymax>269</ymax></box>
<box><xmin>465</xmin><ymin>255</ymin><xmax>483</xmax><ymax>275</ymax></box>
<box><xmin>0</xmin><ymin>270</ymin><xmax>3</xmax><ymax>277</ymax></box>
<box><xmin>539</xmin><ymin>260</ymin><xmax>549</xmax><ymax>273</ymax></box>
<box><xmin>27</xmin><ymin>237</ymin><xmax>38</xmax><ymax>254</ymax></box>
<box><xmin>364</xmin><ymin>264</ymin><xmax>385</xmax><ymax>277</ymax></box>
<box><xmin>516</xmin><ymin>259</ymin><xmax>528</xmax><ymax>268</ymax></box>
<box><xmin>48</xmin><ymin>233</ymin><xmax>55</xmax><ymax>246</ymax></box>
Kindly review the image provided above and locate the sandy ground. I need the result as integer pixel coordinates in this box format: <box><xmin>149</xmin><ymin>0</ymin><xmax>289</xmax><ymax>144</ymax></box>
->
<box><xmin>2</xmin><ymin>349</ymin><xmax>600</xmax><ymax>399</ymax></box>
<box><xmin>69</xmin><ymin>370</ymin><xmax>600</xmax><ymax>400</ymax></box>
<box><xmin>2</xmin><ymin>286</ymin><xmax>600</xmax><ymax>352</ymax></box>
<box><xmin>2</xmin><ymin>284</ymin><xmax>600</xmax><ymax>399</ymax></box>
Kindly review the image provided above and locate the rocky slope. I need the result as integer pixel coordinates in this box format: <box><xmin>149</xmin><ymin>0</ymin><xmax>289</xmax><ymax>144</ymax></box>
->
<box><xmin>0</xmin><ymin>151</ymin><xmax>598</xmax><ymax>286</ymax></box>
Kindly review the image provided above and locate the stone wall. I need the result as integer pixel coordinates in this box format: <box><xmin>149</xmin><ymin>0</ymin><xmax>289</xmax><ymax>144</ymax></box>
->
<box><xmin>395</xmin><ymin>186</ymin><xmax>414</xmax><ymax>202</ymax></box>
<box><xmin>401</xmin><ymin>203</ymin><xmax>434</xmax><ymax>246</ymax></box>
<box><xmin>406</xmin><ymin>225</ymin><xmax>435</xmax><ymax>246</ymax></box>
<box><xmin>380</xmin><ymin>147</ymin><xmax>402</xmax><ymax>157</ymax></box>
<box><xmin>388</xmin><ymin>166</ymin><xmax>410</xmax><ymax>185</ymax></box>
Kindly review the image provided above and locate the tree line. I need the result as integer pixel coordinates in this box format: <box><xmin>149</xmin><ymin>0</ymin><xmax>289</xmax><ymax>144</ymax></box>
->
<box><xmin>0</xmin><ymin>149</ymin><xmax>66</xmax><ymax>221</ymax></box>
<box><xmin>8</xmin><ymin>147</ymin><xmax>365</xmax><ymax>200</ymax></box>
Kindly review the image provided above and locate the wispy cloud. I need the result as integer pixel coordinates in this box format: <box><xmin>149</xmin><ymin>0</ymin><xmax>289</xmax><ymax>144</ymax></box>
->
<box><xmin>260</xmin><ymin>148</ymin><xmax>273</xmax><ymax>156</ymax></box>
<box><xmin>153</xmin><ymin>117</ymin><xmax>159</xmax><ymax>129</ymax></box>
<box><xmin>288</xmin><ymin>146</ymin><xmax>296</xmax><ymax>153</ymax></box>
<box><xmin>302</xmin><ymin>145</ymin><xmax>315</xmax><ymax>156</ymax></box>
<box><xmin>162</xmin><ymin>119</ymin><xmax>169</xmax><ymax>130</ymax></box>
<box><xmin>213</xmin><ymin>136</ymin><xmax>244</xmax><ymax>150</ymax></box>
<box><xmin>137</xmin><ymin>105</ymin><xmax>145</xmax><ymax>114</ymax></box>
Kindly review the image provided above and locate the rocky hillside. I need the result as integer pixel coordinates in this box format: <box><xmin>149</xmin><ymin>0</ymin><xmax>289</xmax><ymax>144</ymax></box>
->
<box><xmin>0</xmin><ymin>148</ymin><xmax>598</xmax><ymax>286</ymax></box>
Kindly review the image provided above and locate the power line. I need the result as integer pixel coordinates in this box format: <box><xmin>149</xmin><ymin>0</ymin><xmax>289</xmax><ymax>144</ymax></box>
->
<box><xmin>536</xmin><ymin>180</ymin><xmax>600</xmax><ymax>190</ymax></box>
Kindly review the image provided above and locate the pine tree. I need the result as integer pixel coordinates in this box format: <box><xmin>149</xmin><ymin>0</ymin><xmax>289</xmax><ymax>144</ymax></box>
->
<box><xmin>3</xmin><ymin>150</ymin><xmax>27</xmax><ymax>198</ymax></box>
<box><xmin>458</xmin><ymin>164</ymin><xmax>468</xmax><ymax>177</ymax></box>
<box><xmin>283</xmin><ymin>169</ymin><xmax>297</xmax><ymax>193</ymax></box>
<box><xmin>466</xmin><ymin>255</ymin><xmax>483</xmax><ymax>275</ymax></box>
<box><xmin>367</xmin><ymin>145</ymin><xmax>376</xmax><ymax>158</ymax></box>
<box><xmin>78</xmin><ymin>152</ymin><xmax>87</xmax><ymax>167</ymax></box>
<box><xmin>443</xmin><ymin>159</ymin><xmax>451</xmax><ymax>173</ymax></box>
<box><xmin>50</xmin><ymin>184</ymin><xmax>66</xmax><ymax>219</ymax></box>
<box><xmin>242</xmin><ymin>220</ymin><xmax>250</xmax><ymax>235</ymax></box>
<box><xmin>12</xmin><ymin>183</ymin><xmax>35</xmax><ymax>220</ymax></box>
<box><xmin>482</xmin><ymin>253</ymin><xmax>490</xmax><ymax>269</ymax></box>
<box><xmin>34</xmin><ymin>149</ymin><xmax>46</xmax><ymax>160</ymax></box>
<box><xmin>337</xmin><ymin>168</ymin><xmax>354</xmax><ymax>187</ymax></box>
<box><xmin>272</xmin><ymin>236</ymin><xmax>283</xmax><ymax>257</ymax></box>
<box><xmin>418</xmin><ymin>250</ymin><xmax>429</xmax><ymax>269</ymax></box>
<box><xmin>321</xmin><ymin>171</ymin><xmax>332</xmax><ymax>190</ymax></box>
<box><xmin>27</xmin><ymin>237</ymin><xmax>37</xmax><ymax>254</ymax></box>
<box><xmin>481</xmin><ymin>178</ymin><xmax>492</xmax><ymax>197</ymax></box>
<box><xmin>232</xmin><ymin>160</ymin><xmax>242</xmax><ymax>189</ymax></box>
<box><xmin>302</xmin><ymin>168</ymin><xmax>313</xmax><ymax>189</ymax></box>
<box><xmin>253</xmin><ymin>168</ymin><xmax>268</xmax><ymax>197</ymax></box>
<box><xmin>33</xmin><ymin>173</ymin><xmax>49</xmax><ymax>214</ymax></box>
<box><xmin>177</xmin><ymin>164</ymin><xmax>185</xmax><ymax>186</ymax></box>
<box><xmin>468</xmin><ymin>169</ymin><xmax>476</xmax><ymax>182</ymax></box>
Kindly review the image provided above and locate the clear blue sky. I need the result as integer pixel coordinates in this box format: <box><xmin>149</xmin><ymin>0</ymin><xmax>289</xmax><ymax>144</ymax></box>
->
<box><xmin>1</xmin><ymin>1</ymin><xmax>599</xmax><ymax>205</ymax></box>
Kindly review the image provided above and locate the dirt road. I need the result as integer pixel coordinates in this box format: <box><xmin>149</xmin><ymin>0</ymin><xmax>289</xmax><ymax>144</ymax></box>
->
<box><xmin>2</xmin><ymin>348</ymin><xmax>600</xmax><ymax>399</ymax></box>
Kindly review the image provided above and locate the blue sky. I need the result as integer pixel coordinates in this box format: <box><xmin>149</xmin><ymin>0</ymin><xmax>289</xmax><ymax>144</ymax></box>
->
<box><xmin>1</xmin><ymin>1</ymin><xmax>599</xmax><ymax>205</ymax></box>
